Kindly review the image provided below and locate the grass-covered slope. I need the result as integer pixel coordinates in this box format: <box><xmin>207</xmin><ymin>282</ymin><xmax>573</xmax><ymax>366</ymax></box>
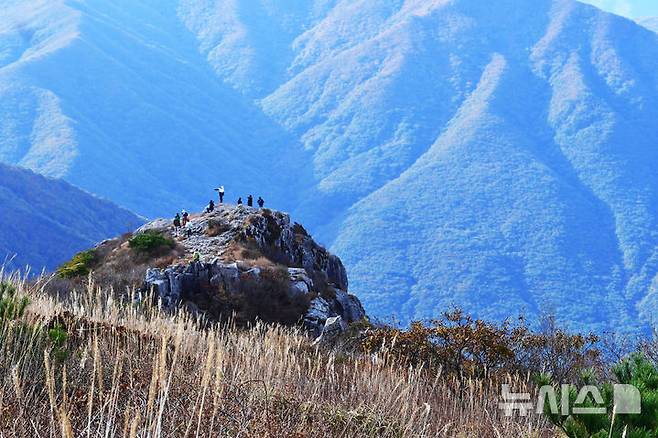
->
<box><xmin>0</xmin><ymin>274</ymin><xmax>553</xmax><ymax>437</ymax></box>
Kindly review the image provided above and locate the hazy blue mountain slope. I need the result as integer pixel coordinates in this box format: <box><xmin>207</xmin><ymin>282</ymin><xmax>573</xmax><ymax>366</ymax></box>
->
<box><xmin>0</xmin><ymin>0</ymin><xmax>310</xmax><ymax>217</ymax></box>
<box><xmin>638</xmin><ymin>17</ymin><xmax>658</xmax><ymax>33</ymax></box>
<box><xmin>322</xmin><ymin>1</ymin><xmax>658</xmax><ymax>330</ymax></box>
<box><xmin>331</xmin><ymin>51</ymin><xmax>640</xmax><ymax>331</ymax></box>
<box><xmin>3</xmin><ymin>0</ymin><xmax>658</xmax><ymax>332</ymax></box>
<box><xmin>0</xmin><ymin>163</ymin><xmax>143</xmax><ymax>271</ymax></box>
<box><xmin>184</xmin><ymin>0</ymin><xmax>658</xmax><ymax>331</ymax></box>
<box><xmin>178</xmin><ymin>0</ymin><xmax>339</xmax><ymax>97</ymax></box>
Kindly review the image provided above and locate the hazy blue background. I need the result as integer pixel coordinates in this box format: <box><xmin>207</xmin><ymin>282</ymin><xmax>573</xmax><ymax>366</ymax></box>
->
<box><xmin>3</xmin><ymin>0</ymin><xmax>658</xmax><ymax>334</ymax></box>
<box><xmin>582</xmin><ymin>0</ymin><xmax>658</xmax><ymax>18</ymax></box>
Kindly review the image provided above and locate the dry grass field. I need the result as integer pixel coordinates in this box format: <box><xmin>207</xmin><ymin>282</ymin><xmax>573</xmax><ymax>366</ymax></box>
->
<box><xmin>0</xmin><ymin>273</ymin><xmax>555</xmax><ymax>437</ymax></box>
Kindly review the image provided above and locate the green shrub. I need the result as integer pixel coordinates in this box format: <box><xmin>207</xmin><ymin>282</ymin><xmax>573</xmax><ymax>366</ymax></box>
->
<box><xmin>0</xmin><ymin>281</ymin><xmax>29</xmax><ymax>320</ymax></box>
<box><xmin>57</xmin><ymin>250</ymin><xmax>97</xmax><ymax>279</ymax></box>
<box><xmin>48</xmin><ymin>324</ymin><xmax>69</xmax><ymax>362</ymax></box>
<box><xmin>48</xmin><ymin>324</ymin><xmax>68</xmax><ymax>347</ymax></box>
<box><xmin>129</xmin><ymin>231</ymin><xmax>174</xmax><ymax>253</ymax></box>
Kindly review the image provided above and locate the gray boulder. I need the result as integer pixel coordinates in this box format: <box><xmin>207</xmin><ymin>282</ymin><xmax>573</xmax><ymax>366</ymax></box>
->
<box><xmin>319</xmin><ymin>316</ymin><xmax>346</xmax><ymax>342</ymax></box>
<box><xmin>334</xmin><ymin>289</ymin><xmax>366</xmax><ymax>323</ymax></box>
<box><xmin>135</xmin><ymin>219</ymin><xmax>170</xmax><ymax>234</ymax></box>
<box><xmin>288</xmin><ymin>267</ymin><xmax>314</xmax><ymax>297</ymax></box>
<box><xmin>304</xmin><ymin>297</ymin><xmax>333</xmax><ymax>337</ymax></box>
<box><xmin>211</xmin><ymin>263</ymin><xmax>241</xmax><ymax>294</ymax></box>
<box><xmin>327</xmin><ymin>255</ymin><xmax>349</xmax><ymax>291</ymax></box>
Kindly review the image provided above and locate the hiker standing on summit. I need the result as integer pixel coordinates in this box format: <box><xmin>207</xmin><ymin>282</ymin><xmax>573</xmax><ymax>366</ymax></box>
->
<box><xmin>257</xmin><ymin>197</ymin><xmax>264</xmax><ymax>208</ymax></box>
<box><xmin>247</xmin><ymin>195</ymin><xmax>253</xmax><ymax>207</ymax></box>
<box><xmin>215</xmin><ymin>186</ymin><xmax>225</xmax><ymax>203</ymax></box>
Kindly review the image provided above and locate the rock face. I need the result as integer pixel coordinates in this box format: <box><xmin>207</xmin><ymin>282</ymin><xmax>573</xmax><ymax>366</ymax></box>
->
<box><xmin>140</xmin><ymin>205</ymin><xmax>365</xmax><ymax>336</ymax></box>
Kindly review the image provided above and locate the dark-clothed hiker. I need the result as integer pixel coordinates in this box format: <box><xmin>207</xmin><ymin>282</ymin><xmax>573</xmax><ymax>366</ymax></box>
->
<box><xmin>182</xmin><ymin>210</ymin><xmax>189</xmax><ymax>226</ymax></box>
<box><xmin>173</xmin><ymin>213</ymin><xmax>181</xmax><ymax>231</ymax></box>
<box><xmin>247</xmin><ymin>195</ymin><xmax>253</xmax><ymax>207</ymax></box>
<box><xmin>237</xmin><ymin>197</ymin><xmax>243</xmax><ymax>205</ymax></box>
<box><xmin>206</xmin><ymin>200</ymin><xmax>215</xmax><ymax>213</ymax></box>
<box><xmin>257</xmin><ymin>197</ymin><xmax>264</xmax><ymax>208</ymax></box>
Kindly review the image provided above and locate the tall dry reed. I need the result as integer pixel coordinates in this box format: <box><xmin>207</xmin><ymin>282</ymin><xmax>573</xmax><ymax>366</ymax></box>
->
<box><xmin>0</xmin><ymin>274</ymin><xmax>556</xmax><ymax>437</ymax></box>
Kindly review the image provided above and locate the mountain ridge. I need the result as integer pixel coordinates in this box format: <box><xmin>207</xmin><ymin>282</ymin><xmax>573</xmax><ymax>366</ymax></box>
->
<box><xmin>0</xmin><ymin>162</ymin><xmax>143</xmax><ymax>271</ymax></box>
<box><xmin>638</xmin><ymin>17</ymin><xmax>658</xmax><ymax>33</ymax></box>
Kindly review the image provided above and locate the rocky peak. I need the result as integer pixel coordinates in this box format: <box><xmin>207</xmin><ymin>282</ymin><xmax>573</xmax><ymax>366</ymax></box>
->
<box><xmin>137</xmin><ymin>205</ymin><xmax>365</xmax><ymax>337</ymax></box>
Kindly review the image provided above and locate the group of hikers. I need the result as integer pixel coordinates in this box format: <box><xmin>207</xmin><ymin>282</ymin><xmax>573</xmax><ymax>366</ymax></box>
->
<box><xmin>206</xmin><ymin>186</ymin><xmax>265</xmax><ymax>211</ymax></box>
<box><xmin>172</xmin><ymin>186</ymin><xmax>267</xmax><ymax>235</ymax></box>
<box><xmin>236</xmin><ymin>195</ymin><xmax>264</xmax><ymax>208</ymax></box>
<box><xmin>172</xmin><ymin>209</ymin><xmax>191</xmax><ymax>236</ymax></box>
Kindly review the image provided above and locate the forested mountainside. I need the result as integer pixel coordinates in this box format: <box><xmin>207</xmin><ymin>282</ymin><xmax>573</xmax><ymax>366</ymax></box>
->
<box><xmin>0</xmin><ymin>163</ymin><xmax>142</xmax><ymax>271</ymax></box>
<box><xmin>2</xmin><ymin>0</ymin><xmax>658</xmax><ymax>331</ymax></box>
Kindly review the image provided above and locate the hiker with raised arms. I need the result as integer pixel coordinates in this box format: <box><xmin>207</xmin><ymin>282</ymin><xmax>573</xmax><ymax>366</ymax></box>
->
<box><xmin>215</xmin><ymin>186</ymin><xmax>225</xmax><ymax>203</ymax></box>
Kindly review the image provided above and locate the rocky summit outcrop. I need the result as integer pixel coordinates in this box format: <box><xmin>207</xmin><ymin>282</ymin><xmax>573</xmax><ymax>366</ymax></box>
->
<box><xmin>138</xmin><ymin>205</ymin><xmax>366</xmax><ymax>338</ymax></box>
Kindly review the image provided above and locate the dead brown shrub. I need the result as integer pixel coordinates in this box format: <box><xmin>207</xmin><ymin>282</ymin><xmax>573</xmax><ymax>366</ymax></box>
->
<box><xmin>235</xmin><ymin>267</ymin><xmax>310</xmax><ymax>326</ymax></box>
<box><xmin>360</xmin><ymin>310</ymin><xmax>601</xmax><ymax>382</ymax></box>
